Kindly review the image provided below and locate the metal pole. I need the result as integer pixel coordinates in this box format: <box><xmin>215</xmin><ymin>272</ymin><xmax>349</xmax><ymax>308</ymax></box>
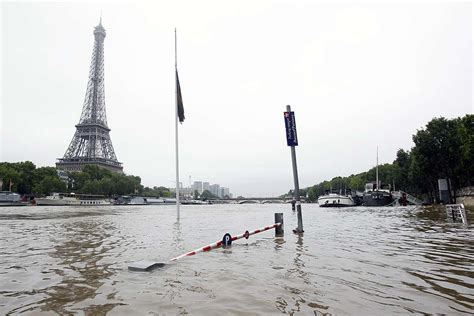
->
<box><xmin>286</xmin><ymin>105</ymin><xmax>303</xmax><ymax>233</ymax></box>
<box><xmin>175</xmin><ymin>28</ymin><xmax>180</xmax><ymax>220</ymax></box>
<box><xmin>275</xmin><ymin>213</ymin><xmax>284</xmax><ymax>237</ymax></box>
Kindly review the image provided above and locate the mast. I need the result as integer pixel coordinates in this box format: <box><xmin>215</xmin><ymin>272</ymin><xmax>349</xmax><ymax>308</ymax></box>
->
<box><xmin>376</xmin><ymin>146</ymin><xmax>379</xmax><ymax>191</ymax></box>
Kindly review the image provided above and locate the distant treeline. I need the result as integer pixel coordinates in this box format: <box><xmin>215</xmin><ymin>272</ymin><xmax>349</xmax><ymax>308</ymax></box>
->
<box><xmin>0</xmin><ymin>162</ymin><xmax>66</xmax><ymax>195</ymax></box>
<box><xmin>0</xmin><ymin>163</ymin><xmax>172</xmax><ymax>197</ymax></box>
<box><xmin>302</xmin><ymin>115</ymin><xmax>473</xmax><ymax>203</ymax></box>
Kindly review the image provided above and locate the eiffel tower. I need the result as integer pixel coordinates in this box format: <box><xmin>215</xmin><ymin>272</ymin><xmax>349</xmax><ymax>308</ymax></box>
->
<box><xmin>56</xmin><ymin>19</ymin><xmax>123</xmax><ymax>173</ymax></box>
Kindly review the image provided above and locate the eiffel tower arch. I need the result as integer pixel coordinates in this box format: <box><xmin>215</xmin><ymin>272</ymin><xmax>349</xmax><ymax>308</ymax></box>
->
<box><xmin>56</xmin><ymin>19</ymin><xmax>123</xmax><ymax>173</ymax></box>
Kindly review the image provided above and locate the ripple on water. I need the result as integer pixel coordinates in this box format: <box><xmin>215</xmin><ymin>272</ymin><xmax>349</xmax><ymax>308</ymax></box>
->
<box><xmin>0</xmin><ymin>204</ymin><xmax>473</xmax><ymax>315</ymax></box>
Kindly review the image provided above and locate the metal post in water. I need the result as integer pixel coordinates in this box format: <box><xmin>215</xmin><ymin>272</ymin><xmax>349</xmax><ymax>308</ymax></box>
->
<box><xmin>275</xmin><ymin>213</ymin><xmax>284</xmax><ymax>237</ymax></box>
<box><xmin>174</xmin><ymin>28</ymin><xmax>180</xmax><ymax>220</ymax></box>
<box><xmin>284</xmin><ymin>105</ymin><xmax>303</xmax><ymax>234</ymax></box>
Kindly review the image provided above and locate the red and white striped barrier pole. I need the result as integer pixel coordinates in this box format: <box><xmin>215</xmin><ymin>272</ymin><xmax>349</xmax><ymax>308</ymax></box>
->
<box><xmin>169</xmin><ymin>223</ymin><xmax>281</xmax><ymax>262</ymax></box>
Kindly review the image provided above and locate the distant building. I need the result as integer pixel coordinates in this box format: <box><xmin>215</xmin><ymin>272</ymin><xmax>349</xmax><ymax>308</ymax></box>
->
<box><xmin>184</xmin><ymin>180</ymin><xmax>232</xmax><ymax>199</ymax></box>
<box><xmin>223</xmin><ymin>187</ymin><xmax>230</xmax><ymax>198</ymax></box>
<box><xmin>193</xmin><ymin>181</ymin><xmax>203</xmax><ymax>194</ymax></box>
<box><xmin>210</xmin><ymin>184</ymin><xmax>220</xmax><ymax>197</ymax></box>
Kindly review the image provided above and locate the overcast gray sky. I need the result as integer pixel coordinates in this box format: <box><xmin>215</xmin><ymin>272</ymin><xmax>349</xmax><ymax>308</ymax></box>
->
<box><xmin>1</xmin><ymin>1</ymin><xmax>472</xmax><ymax>197</ymax></box>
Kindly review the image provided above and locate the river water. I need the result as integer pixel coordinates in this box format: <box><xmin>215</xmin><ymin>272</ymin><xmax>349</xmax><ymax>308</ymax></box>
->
<box><xmin>0</xmin><ymin>204</ymin><xmax>473</xmax><ymax>315</ymax></box>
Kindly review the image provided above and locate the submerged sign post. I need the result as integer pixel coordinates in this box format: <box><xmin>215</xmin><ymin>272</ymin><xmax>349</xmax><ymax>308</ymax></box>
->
<box><xmin>284</xmin><ymin>105</ymin><xmax>303</xmax><ymax>234</ymax></box>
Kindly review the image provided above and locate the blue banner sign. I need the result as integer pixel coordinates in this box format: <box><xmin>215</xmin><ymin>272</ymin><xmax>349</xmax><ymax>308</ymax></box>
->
<box><xmin>284</xmin><ymin>111</ymin><xmax>298</xmax><ymax>146</ymax></box>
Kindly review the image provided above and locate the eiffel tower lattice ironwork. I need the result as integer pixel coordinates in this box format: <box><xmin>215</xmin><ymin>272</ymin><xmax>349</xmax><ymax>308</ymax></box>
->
<box><xmin>56</xmin><ymin>20</ymin><xmax>123</xmax><ymax>173</ymax></box>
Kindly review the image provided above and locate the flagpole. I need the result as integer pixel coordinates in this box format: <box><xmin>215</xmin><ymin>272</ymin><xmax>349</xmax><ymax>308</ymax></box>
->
<box><xmin>175</xmin><ymin>28</ymin><xmax>180</xmax><ymax>220</ymax></box>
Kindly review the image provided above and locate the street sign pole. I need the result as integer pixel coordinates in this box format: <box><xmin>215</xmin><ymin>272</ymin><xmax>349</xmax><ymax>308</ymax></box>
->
<box><xmin>284</xmin><ymin>105</ymin><xmax>303</xmax><ymax>234</ymax></box>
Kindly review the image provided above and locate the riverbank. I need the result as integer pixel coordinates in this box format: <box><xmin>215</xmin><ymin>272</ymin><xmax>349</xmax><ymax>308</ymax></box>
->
<box><xmin>456</xmin><ymin>186</ymin><xmax>474</xmax><ymax>210</ymax></box>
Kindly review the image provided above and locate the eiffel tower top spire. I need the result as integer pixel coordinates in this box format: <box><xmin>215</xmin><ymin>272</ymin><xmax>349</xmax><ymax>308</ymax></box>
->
<box><xmin>78</xmin><ymin>19</ymin><xmax>107</xmax><ymax>127</ymax></box>
<box><xmin>56</xmin><ymin>21</ymin><xmax>123</xmax><ymax>174</ymax></box>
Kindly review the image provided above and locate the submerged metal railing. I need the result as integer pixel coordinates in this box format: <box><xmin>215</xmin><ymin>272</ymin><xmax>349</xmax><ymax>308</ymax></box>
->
<box><xmin>392</xmin><ymin>190</ymin><xmax>423</xmax><ymax>206</ymax></box>
<box><xmin>446</xmin><ymin>204</ymin><xmax>467</xmax><ymax>224</ymax></box>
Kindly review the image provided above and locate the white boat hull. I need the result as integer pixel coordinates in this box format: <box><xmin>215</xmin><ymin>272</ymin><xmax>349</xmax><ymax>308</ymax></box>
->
<box><xmin>36</xmin><ymin>198</ymin><xmax>111</xmax><ymax>206</ymax></box>
<box><xmin>318</xmin><ymin>194</ymin><xmax>355</xmax><ymax>207</ymax></box>
<box><xmin>0</xmin><ymin>191</ymin><xmax>23</xmax><ymax>206</ymax></box>
<box><xmin>35</xmin><ymin>197</ymin><xmax>80</xmax><ymax>206</ymax></box>
<box><xmin>36</xmin><ymin>193</ymin><xmax>111</xmax><ymax>206</ymax></box>
<box><xmin>78</xmin><ymin>199</ymin><xmax>110</xmax><ymax>206</ymax></box>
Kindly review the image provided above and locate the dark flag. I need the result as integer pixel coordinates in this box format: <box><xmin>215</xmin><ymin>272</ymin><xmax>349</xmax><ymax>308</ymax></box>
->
<box><xmin>176</xmin><ymin>70</ymin><xmax>185</xmax><ymax>123</ymax></box>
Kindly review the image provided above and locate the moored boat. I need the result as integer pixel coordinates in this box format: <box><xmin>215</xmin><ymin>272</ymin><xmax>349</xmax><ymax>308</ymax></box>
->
<box><xmin>114</xmin><ymin>196</ymin><xmax>148</xmax><ymax>205</ymax></box>
<box><xmin>362</xmin><ymin>183</ymin><xmax>394</xmax><ymax>207</ymax></box>
<box><xmin>318</xmin><ymin>191</ymin><xmax>356</xmax><ymax>207</ymax></box>
<box><xmin>78</xmin><ymin>194</ymin><xmax>111</xmax><ymax>205</ymax></box>
<box><xmin>35</xmin><ymin>193</ymin><xmax>111</xmax><ymax>206</ymax></box>
<box><xmin>146</xmin><ymin>198</ymin><xmax>177</xmax><ymax>205</ymax></box>
<box><xmin>362</xmin><ymin>147</ymin><xmax>395</xmax><ymax>207</ymax></box>
<box><xmin>35</xmin><ymin>193</ymin><xmax>80</xmax><ymax>206</ymax></box>
<box><xmin>0</xmin><ymin>191</ymin><xmax>26</xmax><ymax>206</ymax></box>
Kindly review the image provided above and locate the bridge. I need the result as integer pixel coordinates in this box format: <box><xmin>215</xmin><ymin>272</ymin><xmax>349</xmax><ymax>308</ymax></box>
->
<box><xmin>209</xmin><ymin>197</ymin><xmax>307</xmax><ymax>204</ymax></box>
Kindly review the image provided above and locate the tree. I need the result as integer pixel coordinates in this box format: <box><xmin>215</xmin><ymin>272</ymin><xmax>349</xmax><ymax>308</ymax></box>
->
<box><xmin>0</xmin><ymin>160</ymin><xmax>176</xmax><ymax>198</ymax></box>
<box><xmin>307</xmin><ymin>186</ymin><xmax>318</xmax><ymax>202</ymax></box>
<box><xmin>142</xmin><ymin>186</ymin><xmax>171</xmax><ymax>197</ymax></box>
<box><xmin>32</xmin><ymin>176</ymin><xmax>66</xmax><ymax>195</ymax></box>
<box><xmin>15</xmin><ymin>161</ymin><xmax>36</xmax><ymax>194</ymax></box>
<box><xmin>0</xmin><ymin>163</ymin><xmax>21</xmax><ymax>192</ymax></box>
<box><xmin>348</xmin><ymin>175</ymin><xmax>365</xmax><ymax>191</ymax></box>
<box><xmin>80</xmin><ymin>180</ymin><xmax>101</xmax><ymax>195</ymax></box>
<box><xmin>412</xmin><ymin>117</ymin><xmax>463</xmax><ymax>202</ymax></box>
<box><xmin>295</xmin><ymin>115</ymin><xmax>473</xmax><ymax>204</ymax></box>
<box><xmin>457</xmin><ymin>115</ymin><xmax>474</xmax><ymax>187</ymax></box>
<box><xmin>201</xmin><ymin>190</ymin><xmax>218</xmax><ymax>200</ymax></box>
<box><xmin>393</xmin><ymin>149</ymin><xmax>410</xmax><ymax>191</ymax></box>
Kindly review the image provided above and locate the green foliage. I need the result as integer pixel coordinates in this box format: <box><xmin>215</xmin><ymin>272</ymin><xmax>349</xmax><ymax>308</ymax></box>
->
<box><xmin>142</xmin><ymin>186</ymin><xmax>171</xmax><ymax>197</ymax></box>
<box><xmin>32</xmin><ymin>176</ymin><xmax>66</xmax><ymax>196</ymax></box>
<box><xmin>284</xmin><ymin>188</ymin><xmax>308</xmax><ymax>199</ymax></box>
<box><xmin>68</xmin><ymin>165</ymin><xmax>143</xmax><ymax>196</ymax></box>
<box><xmin>200</xmin><ymin>190</ymin><xmax>218</xmax><ymax>200</ymax></box>
<box><xmin>0</xmin><ymin>162</ymin><xmax>67</xmax><ymax>195</ymax></box>
<box><xmin>409</xmin><ymin>115</ymin><xmax>473</xmax><ymax>202</ymax></box>
<box><xmin>0</xmin><ymin>162</ymin><xmax>148</xmax><ymax>197</ymax></box>
<box><xmin>302</xmin><ymin>115</ymin><xmax>473</xmax><ymax>203</ymax></box>
<box><xmin>0</xmin><ymin>163</ymin><xmax>21</xmax><ymax>192</ymax></box>
<box><xmin>456</xmin><ymin>115</ymin><xmax>474</xmax><ymax>187</ymax></box>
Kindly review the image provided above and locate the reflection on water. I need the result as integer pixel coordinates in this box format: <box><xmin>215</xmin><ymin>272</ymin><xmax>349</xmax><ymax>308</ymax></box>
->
<box><xmin>171</xmin><ymin>221</ymin><xmax>184</xmax><ymax>253</ymax></box>
<box><xmin>275</xmin><ymin>234</ymin><xmax>330</xmax><ymax>315</ymax></box>
<box><xmin>0</xmin><ymin>204</ymin><xmax>473</xmax><ymax>315</ymax></box>
<box><xmin>0</xmin><ymin>207</ymin><xmax>126</xmax><ymax>315</ymax></box>
<box><xmin>41</xmin><ymin>220</ymin><xmax>124</xmax><ymax>314</ymax></box>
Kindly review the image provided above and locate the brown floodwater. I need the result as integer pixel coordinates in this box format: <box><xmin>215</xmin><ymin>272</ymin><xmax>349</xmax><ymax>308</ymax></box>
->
<box><xmin>0</xmin><ymin>204</ymin><xmax>473</xmax><ymax>315</ymax></box>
